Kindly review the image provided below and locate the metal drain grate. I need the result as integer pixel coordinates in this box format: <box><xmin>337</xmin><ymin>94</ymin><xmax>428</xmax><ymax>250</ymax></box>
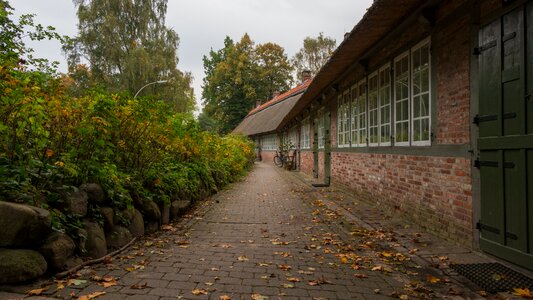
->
<box><xmin>450</xmin><ymin>263</ymin><xmax>533</xmax><ymax>293</ymax></box>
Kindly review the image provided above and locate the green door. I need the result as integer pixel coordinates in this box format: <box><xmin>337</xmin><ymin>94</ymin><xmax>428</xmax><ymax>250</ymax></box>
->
<box><xmin>477</xmin><ymin>2</ymin><xmax>533</xmax><ymax>270</ymax></box>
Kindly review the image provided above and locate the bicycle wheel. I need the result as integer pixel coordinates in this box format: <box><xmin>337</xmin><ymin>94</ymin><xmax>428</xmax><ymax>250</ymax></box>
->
<box><xmin>273</xmin><ymin>155</ymin><xmax>283</xmax><ymax>167</ymax></box>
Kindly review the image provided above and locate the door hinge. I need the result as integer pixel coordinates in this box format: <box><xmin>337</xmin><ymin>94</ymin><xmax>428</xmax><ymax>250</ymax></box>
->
<box><xmin>473</xmin><ymin>114</ymin><xmax>497</xmax><ymax>125</ymax></box>
<box><xmin>503</xmin><ymin>112</ymin><xmax>517</xmax><ymax>120</ymax></box>
<box><xmin>473</xmin><ymin>40</ymin><xmax>497</xmax><ymax>56</ymax></box>
<box><xmin>505</xmin><ymin>232</ymin><xmax>518</xmax><ymax>240</ymax></box>
<box><xmin>476</xmin><ymin>221</ymin><xmax>500</xmax><ymax>234</ymax></box>
<box><xmin>474</xmin><ymin>159</ymin><xmax>514</xmax><ymax>168</ymax></box>
<box><xmin>474</xmin><ymin>159</ymin><xmax>498</xmax><ymax>168</ymax></box>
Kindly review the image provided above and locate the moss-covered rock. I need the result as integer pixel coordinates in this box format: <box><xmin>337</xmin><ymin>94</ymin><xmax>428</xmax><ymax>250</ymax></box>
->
<box><xmin>0</xmin><ymin>202</ymin><xmax>51</xmax><ymax>248</ymax></box>
<box><xmin>39</xmin><ymin>232</ymin><xmax>76</xmax><ymax>271</ymax></box>
<box><xmin>0</xmin><ymin>249</ymin><xmax>47</xmax><ymax>284</ymax></box>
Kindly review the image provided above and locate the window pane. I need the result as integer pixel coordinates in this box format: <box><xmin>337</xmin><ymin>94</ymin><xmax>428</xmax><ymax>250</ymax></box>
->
<box><xmin>421</xmin><ymin>93</ymin><xmax>429</xmax><ymax>117</ymax></box>
<box><xmin>421</xmin><ymin>68</ymin><xmax>429</xmax><ymax>92</ymax></box>
<box><xmin>422</xmin><ymin>118</ymin><xmax>430</xmax><ymax>141</ymax></box>
<box><xmin>413</xmin><ymin>95</ymin><xmax>420</xmax><ymax>118</ymax></box>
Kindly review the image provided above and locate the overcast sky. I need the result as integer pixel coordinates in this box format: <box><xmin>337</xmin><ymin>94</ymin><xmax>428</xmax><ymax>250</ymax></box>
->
<box><xmin>11</xmin><ymin>0</ymin><xmax>373</xmax><ymax>111</ymax></box>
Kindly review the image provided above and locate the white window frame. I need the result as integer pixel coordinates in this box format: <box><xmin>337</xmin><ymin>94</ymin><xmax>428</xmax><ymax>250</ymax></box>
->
<box><xmin>367</xmin><ymin>71</ymin><xmax>379</xmax><ymax>147</ymax></box>
<box><xmin>317</xmin><ymin>110</ymin><xmax>325</xmax><ymax>149</ymax></box>
<box><xmin>300</xmin><ymin>118</ymin><xmax>310</xmax><ymax>149</ymax></box>
<box><xmin>337</xmin><ymin>95</ymin><xmax>344</xmax><ymax>147</ymax></box>
<box><xmin>410</xmin><ymin>38</ymin><xmax>431</xmax><ymax>146</ymax></box>
<box><xmin>337</xmin><ymin>91</ymin><xmax>350</xmax><ymax>148</ymax></box>
<box><xmin>288</xmin><ymin>126</ymin><xmax>298</xmax><ymax>149</ymax></box>
<box><xmin>379</xmin><ymin>64</ymin><xmax>392</xmax><ymax>146</ymax></box>
<box><xmin>393</xmin><ymin>51</ymin><xmax>410</xmax><ymax>146</ymax></box>
<box><xmin>356</xmin><ymin>79</ymin><xmax>367</xmax><ymax>147</ymax></box>
<box><xmin>350</xmin><ymin>84</ymin><xmax>358</xmax><ymax>147</ymax></box>
<box><xmin>261</xmin><ymin>134</ymin><xmax>278</xmax><ymax>151</ymax></box>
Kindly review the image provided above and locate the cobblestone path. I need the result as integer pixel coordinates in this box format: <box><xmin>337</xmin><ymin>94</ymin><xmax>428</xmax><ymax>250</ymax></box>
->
<box><xmin>4</xmin><ymin>162</ymin><xmax>496</xmax><ymax>300</ymax></box>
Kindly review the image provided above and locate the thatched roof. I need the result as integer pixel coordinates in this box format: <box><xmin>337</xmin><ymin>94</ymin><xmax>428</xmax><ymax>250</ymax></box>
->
<box><xmin>233</xmin><ymin>80</ymin><xmax>311</xmax><ymax>136</ymax></box>
<box><xmin>286</xmin><ymin>0</ymin><xmax>431</xmax><ymax>121</ymax></box>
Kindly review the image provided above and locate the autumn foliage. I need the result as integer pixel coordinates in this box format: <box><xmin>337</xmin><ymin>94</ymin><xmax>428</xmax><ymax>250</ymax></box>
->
<box><xmin>0</xmin><ymin>58</ymin><xmax>255</xmax><ymax>225</ymax></box>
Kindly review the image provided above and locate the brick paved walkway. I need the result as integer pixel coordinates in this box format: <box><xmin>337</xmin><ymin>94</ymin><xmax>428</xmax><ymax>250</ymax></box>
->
<box><xmin>3</xmin><ymin>162</ymin><xmax>517</xmax><ymax>299</ymax></box>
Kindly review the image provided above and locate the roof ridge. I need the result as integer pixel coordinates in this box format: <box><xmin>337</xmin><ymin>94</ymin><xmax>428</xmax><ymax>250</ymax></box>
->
<box><xmin>247</xmin><ymin>79</ymin><xmax>312</xmax><ymax>116</ymax></box>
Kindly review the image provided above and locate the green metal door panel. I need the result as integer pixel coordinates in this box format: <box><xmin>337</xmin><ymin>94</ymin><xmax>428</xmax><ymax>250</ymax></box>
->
<box><xmin>528</xmin><ymin>149</ymin><xmax>533</xmax><ymax>254</ymax></box>
<box><xmin>503</xmin><ymin>150</ymin><xmax>528</xmax><ymax>252</ymax></box>
<box><xmin>479</xmin><ymin>19</ymin><xmax>502</xmax><ymax>138</ymax></box>
<box><xmin>503</xmin><ymin>80</ymin><xmax>524</xmax><ymax>136</ymax></box>
<box><xmin>525</xmin><ymin>2</ymin><xmax>533</xmax><ymax>134</ymax></box>
<box><xmin>502</xmin><ymin>8</ymin><xmax>524</xmax><ymax>136</ymax></box>
<box><xmin>479</xmin><ymin>150</ymin><xmax>505</xmax><ymax>244</ymax></box>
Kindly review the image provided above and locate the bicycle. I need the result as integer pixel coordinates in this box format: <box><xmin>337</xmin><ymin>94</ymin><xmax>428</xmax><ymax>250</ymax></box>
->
<box><xmin>273</xmin><ymin>150</ymin><xmax>288</xmax><ymax>167</ymax></box>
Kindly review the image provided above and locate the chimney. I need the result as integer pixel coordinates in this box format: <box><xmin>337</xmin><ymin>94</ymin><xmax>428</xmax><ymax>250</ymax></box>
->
<box><xmin>272</xmin><ymin>91</ymin><xmax>281</xmax><ymax>99</ymax></box>
<box><xmin>301</xmin><ymin>70</ymin><xmax>312</xmax><ymax>83</ymax></box>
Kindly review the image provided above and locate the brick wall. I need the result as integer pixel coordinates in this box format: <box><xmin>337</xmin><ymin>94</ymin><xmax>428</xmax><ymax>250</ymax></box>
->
<box><xmin>300</xmin><ymin>151</ymin><xmax>314</xmax><ymax>176</ymax></box>
<box><xmin>331</xmin><ymin>152</ymin><xmax>472</xmax><ymax>244</ymax></box>
<box><xmin>434</xmin><ymin>14</ymin><xmax>471</xmax><ymax>144</ymax></box>
<box><xmin>294</xmin><ymin>2</ymin><xmax>475</xmax><ymax>246</ymax></box>
<box><xmin>259</xmin><ymin>150</ymin><xmax>277</xmax><ymax>165</ymax></box>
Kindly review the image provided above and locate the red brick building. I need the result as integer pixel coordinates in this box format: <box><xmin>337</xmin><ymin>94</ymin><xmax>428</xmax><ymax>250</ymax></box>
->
<box><xmin>236</xmin><ymin>0</ymin><xmax>533</xmax><ymax>270</ymax></box>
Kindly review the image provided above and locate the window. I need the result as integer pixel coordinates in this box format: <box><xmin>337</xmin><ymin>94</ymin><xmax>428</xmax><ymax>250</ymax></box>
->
<box><xmin>411</xmin><ymin>41</ymin><xmax>431</xmax><ymax>145</ymax></box>
<box><xmin>261</xmin><ymin>134</ymin><xmax>278</xmax><ymax>151</ymax></box>
<box><xmin>393</xmin><ymin>39</ymin><xmax>431</xmax><ymax>146</ymax></box>
<box><xmin>394</xmin><ymin>52</ymin><xmax>410</xmax><ymax>145</ymax></box>
<box><xmin>368</xmin><ymin>72</ymin><xmax>379</xmax><ymax>145</ymax></box>
<box><xmin>317</xmin><ymin>111</ymin><xmax>325</xmax><ymax>149</ymax></box>
<box><xmin>288</xmin><ymin>127</ymin><xmax>298</xmax><ymax>148</ymax></box>
<box><xmin>337</xmin><ymin>91</ymin><xmax>350</xmax><ymax>147</ymax></box>
<box><xmin>356</xmin><ymin>80</ymin><xmax>367</xmax><ymax>147</ymax></box>
<box><xmin>379</xmin><ymin>65</ymin><xmax>392</xmax><ymax>145</ymax></box>
<box><xmin>350</xmin><ymin>84</ymin><xmax>358</xmax><ymax>146</ymax></box>
<box><xmin>301</xmin><ymin>118</ymin><xmax>310</xmax><ymax>149</ymax></box>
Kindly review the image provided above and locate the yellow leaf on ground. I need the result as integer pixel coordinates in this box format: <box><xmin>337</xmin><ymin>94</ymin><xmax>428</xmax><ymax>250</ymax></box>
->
<box><xmin>26</xmin><ymin>287</ymin><xmax>47</xmax><ymax>296</ymax></box>
<box><xmin>287</xmin><ymin>277</ymin><xmax>300</xmax><ymax>282</ymax></box>
<box><xmin>251</xmin><ymin>294</ymin><xmax>268</xmax><ymax>300</ymax></box>
<box><xmin>513</xmin><ymin>288</ymin><xmax>533</xmax><ymax>298</ymax></box>
<box><xmin>191</xmin><ymin>289</ymin><xmax>208</xmax><ymax>295</ymax></box>
<box><xmin>220</xmin><ymin>296</ymin><xmax>232</xmax><ymax>300</ymax></box>
<box><xmin>78</xmin><ymin>291</ymin><xmax>106</xmax><ymax>300</ymax></box>
<box><xmin>426</xmin><ymin>275</ymin><xmax>441</xmax><ymax>283</ymax></box>
<box><xmin>237</xmin><ymin>255</ymin><xmax>249</xmax><ymax>261</ymax></box>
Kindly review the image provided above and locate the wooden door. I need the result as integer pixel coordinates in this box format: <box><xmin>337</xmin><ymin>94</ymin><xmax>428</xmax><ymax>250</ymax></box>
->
<box><xmin>477</xmin><ymin>2</ymin><xmax>533</xmax><ymax>270</ymax></box>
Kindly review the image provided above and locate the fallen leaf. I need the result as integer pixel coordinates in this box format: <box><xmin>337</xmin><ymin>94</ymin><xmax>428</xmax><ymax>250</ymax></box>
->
<box><xmin>354</xmin><ymin>274</ymin><xmax>368</xmax><ymax>279</ymax></box>
<box><xmin>237</xmin><ymin>255</ymin><xmax>249</xmax><ymax>261</ymax></box>
<box><xmin>99</xmin><ymin>280</ymin><xmax>117</xmax><ymax>288</ymax></box>
<box><xmin>251</xmin><ymin>294</ymin><xmax>268</xmax><ymax>300</ymax></box>
<box><xmin>26</xmin><ymin>287</ymin><xmax>48</xmax><ymax>296</ymax></box>
<box><xmin>220</xmin><ymin>296</ymin><xmax>232</xmax><ymax>300</ymax></box>
<box><xmin>277</xmin><ymin>264</ymin><xmax>291</xmax><ymax>271</ymax></box>
<box><xmin>205</xmin><ymin>282</ymin><xmax>214</xmax><ymax>286</ymax></box>
<box><xmin>161</xmin><ymin>225</ymin><xmax>175</xmax><ymax>231</ymax></box>
<box><xmin>513</xmin><ymin>288</ymin><xmax>533</xmax><ymax>298</ymax></box>
<box><xmin>374</xmin><ymin>289</ymin><xmax>381</xmax><ymax>294</ymax></box>
<box><xmin>282</xmin><ymin>284</ymin><xmax>294</xmax><ymax>288</ymax></box>
<box><xmin>68</xmin><ymin>279</ymin><xmax>87</xmax><ymax>286</ymax></box>
<box><xmin>191</xmin><ymin>288</ymin><xmax>208</xmax><ymax>295</ymax></box>
<box><xmin>287</xmin><ymin>277</ymin><xmax>300</xmax><ymax>282</ymax></box>
<box><xmin>78</xmin><ymin>291</ymin><xmax>106</xmax><ymax>300</ymax></box>
<box><xmin>130</xmin><ymin>283</ymin><xmax>149</xmax><ymax>289</ymax></box>
<box><xmin>426</xmin><ymin>275</ymin><xmax>441</xmax><ymax>283</ymax></box>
